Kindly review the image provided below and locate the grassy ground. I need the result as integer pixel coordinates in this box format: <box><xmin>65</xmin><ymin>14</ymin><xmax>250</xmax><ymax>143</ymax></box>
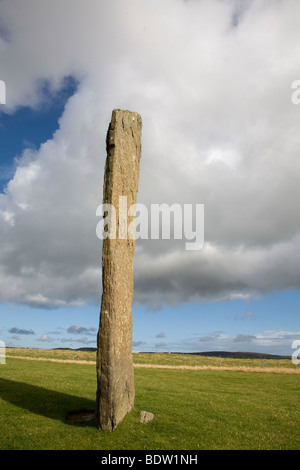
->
<box><xmin>0</xmin><ymin>355</ymin><xmax>299</xmax><ymax>450</ymax></box>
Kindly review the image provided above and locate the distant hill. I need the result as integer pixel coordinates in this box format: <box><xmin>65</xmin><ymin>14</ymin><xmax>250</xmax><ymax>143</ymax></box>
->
<box><xmin>52</xmin><ymin>347</ymin><xmax>97</xmax><ymax>352</ymax></box>
<box><xmin>177</xmin><ymin>351</ymin><xmax>291</xmax><ymax>360</ymax></box>
<box><xmin>52</xmin><ymin>347</ymin><xmax>290</xmax><ymax>359</ymax></box>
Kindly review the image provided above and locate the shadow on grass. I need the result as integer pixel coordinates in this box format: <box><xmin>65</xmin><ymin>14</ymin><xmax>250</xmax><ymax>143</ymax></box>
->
<box><xmin>0</xmin><ymin>377</ymin><xmax>96</xmax><ymax>426</ymax></box>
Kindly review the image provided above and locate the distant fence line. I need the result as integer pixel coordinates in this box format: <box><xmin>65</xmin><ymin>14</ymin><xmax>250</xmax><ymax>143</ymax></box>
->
<box><xmin>133</xmin><ymin>357</ymin><xmax>298</xmax><ymax>372</ymax></box>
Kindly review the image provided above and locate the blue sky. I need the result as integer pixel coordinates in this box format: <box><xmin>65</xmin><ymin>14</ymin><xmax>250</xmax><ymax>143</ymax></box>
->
<box><xmin>0</xmin><ymin>76</ymin><xmax>78</xmax><ymax>191</ymax></box>
<box><xmin>1</xmin><ymin>290</ymin><xmax>300</xmax><ymax>355</ymax></box>
<box><xmin>0</xmin><ymin>0</ymin><xmax>299</xmax><ymax>356</ymax></box>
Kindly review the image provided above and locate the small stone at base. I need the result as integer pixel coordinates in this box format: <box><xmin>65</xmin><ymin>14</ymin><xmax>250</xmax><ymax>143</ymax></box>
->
<box><xmin>140</xmin><ymin>410</ymin><xmax>154</xmax><ymax>423</ymax></box>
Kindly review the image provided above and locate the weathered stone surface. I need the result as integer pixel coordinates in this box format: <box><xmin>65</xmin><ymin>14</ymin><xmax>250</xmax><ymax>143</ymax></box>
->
<box><xmin>96</xmin><ymin>109</ymin><xmax>142</xmax><ymax>431</ymax></box>
<box><xmin>140</xmin><ymin>410</ymin><xmax>155</xmax><ymax>424</ymax></box>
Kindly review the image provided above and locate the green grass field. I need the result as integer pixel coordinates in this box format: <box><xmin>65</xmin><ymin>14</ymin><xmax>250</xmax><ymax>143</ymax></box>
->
<box><xmin>0</xmin><ymin>352</ymin><xmax>299</xmax><ymax>450</ymax></box>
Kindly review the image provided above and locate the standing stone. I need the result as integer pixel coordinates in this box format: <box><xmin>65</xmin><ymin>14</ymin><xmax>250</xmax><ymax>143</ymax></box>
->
<box><xmin>96</xmin><ymin>109</ymin><xmax>142</xmax><ymax>431</ymax></box>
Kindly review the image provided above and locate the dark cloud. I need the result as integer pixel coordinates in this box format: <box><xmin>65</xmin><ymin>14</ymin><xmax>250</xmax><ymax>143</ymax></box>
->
<box><xmin>67</xmin><ymin>325</ymin><xmax>97</xmax><ymax>335</ymax></box>
<box><xmin>233</xmin><ymin>334</ymin><xmax>256</xmax><ymax>343</ymax></box>
<box><xmin>8</xmin><ymin>327</ymin><xmax>35</xmax><ymax>335</ymax></box>
<box><xmin>156</xmin><ymin>332</ymin><xmax>166</xmax><ymax>338</ymax></box>
<box><xmin>132</xmin><ymin>340</ymin><xmax>145</xmax><ymax>348</ymax></box>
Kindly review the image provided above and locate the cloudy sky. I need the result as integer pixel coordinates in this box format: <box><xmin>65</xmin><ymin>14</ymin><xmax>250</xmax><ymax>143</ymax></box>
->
<box><xmin>0</xmin><ymin>0</ymin><xmax>300</xmax><ymax>355</ymax></box>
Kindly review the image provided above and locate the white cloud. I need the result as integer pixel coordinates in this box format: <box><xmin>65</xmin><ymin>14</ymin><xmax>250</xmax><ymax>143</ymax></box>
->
<box><xmin>38</xmin><ymin>333</ymin><xmax>52</xmax><ymax>343</ymax></box>
<box><xmin>175</xmin><ymin>329</ymin><xmax>300</xmax><ymax>356</ymax></box>
<box><xmin>0</xmin><ymin>0</ymin><xmax>300</xmax><ymax>309</ymax></box>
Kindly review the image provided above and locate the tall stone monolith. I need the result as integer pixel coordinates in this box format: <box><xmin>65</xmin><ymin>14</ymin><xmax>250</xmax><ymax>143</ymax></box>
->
<box><xmin>96</xmin><ymin>109</ymin><xmax>142</xmax><ymax>431</ymax></box>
